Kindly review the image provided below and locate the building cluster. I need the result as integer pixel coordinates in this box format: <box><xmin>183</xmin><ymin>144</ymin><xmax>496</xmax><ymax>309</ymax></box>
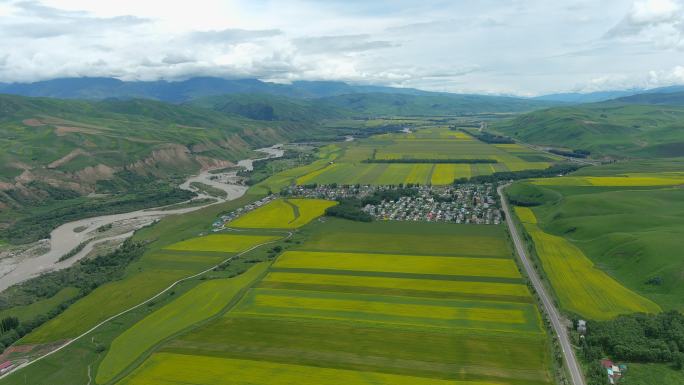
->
<box><xmin>285</xmin><ymin>183</ymin><xmax>502</xmax><ymax>225</ymax></box>
<box><xmin>362</xmin><ymin>185</ymin><xmax>502</xmax><ymax>224</ymax></box>
<box><xmin>211</xmin><ymin>195</ymin><xmax>276</xmax><ymax>231</ymax></box>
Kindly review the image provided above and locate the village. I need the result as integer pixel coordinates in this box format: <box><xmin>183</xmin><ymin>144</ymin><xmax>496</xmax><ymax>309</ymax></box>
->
<box><xmin>288</xmin><ymin>183</ymin><xmax>502</xmax><ymax>224</ymax></box>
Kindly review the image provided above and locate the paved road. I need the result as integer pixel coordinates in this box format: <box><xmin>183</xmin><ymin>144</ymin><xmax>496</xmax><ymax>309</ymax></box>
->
<box><xmin>497</xmin><ymin>184</ymin><xmax>585</xmax><ymax>385</ymax></box>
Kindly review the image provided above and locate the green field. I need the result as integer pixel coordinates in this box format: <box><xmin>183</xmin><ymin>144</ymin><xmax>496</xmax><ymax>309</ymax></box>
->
<box><xmin>294</xmin><ymin>128</ymin><xmax>556</xmax><ymax>186</ymax></box>
<box><xmin>117</xmin><ymin>219</ymin><xmax>553</xmax><ymax>385</ymax></box>
<box><xmin>96</xmin><ymin>262</ymin><xmax>270</xmax><ymax>384</ymax></box>
<box><xmin>229</xmin><ymin>198</ymin><xmax>337</xmax><ymax>228</ymax></box>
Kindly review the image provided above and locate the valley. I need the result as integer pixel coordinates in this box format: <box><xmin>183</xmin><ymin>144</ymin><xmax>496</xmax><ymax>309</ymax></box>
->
<box><xmin>0</xmin><ymin>81</ymin><xmax>682</xmax><ymax>385</ymax></box>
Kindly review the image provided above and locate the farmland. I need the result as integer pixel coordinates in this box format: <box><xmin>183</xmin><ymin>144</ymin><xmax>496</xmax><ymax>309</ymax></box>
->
<box><xmin>117</xmin><ymin>219</ymin><xmax>553</xmax><ymax>385</ymax></box>
<box><xmin>514</xmin><ymin>207</ymin><xmax>660</xmax><ymax>320</ymax></box>
<box><xmin>229</xmin><ymin>198</ymin><xmax>337</xmax><ymax>229</ymax></box>
<box><xmin>294</xmin><ymin>127</ymin><xmax>558</xmax><ymax>186</ymax></box>
<box><xmin>96</xmin><ymin>262</ymin><xmax>270</xmax><ymax>384</ymax></box>
<box><xmin>21</xmin><ymin>227</ymin><xmax>281</xmax><ymax>344</ymax></box>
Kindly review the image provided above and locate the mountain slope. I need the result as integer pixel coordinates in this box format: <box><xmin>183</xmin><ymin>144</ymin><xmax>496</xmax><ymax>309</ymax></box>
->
<box><xmin>0</xmin><ymin>94</ymin><xmax>327</xmax><ymax>243</ymax></box>
<box><xmin>494</xmin><ymin>102</ymin><xmax>684</xmax><ymax>158</ymax></box>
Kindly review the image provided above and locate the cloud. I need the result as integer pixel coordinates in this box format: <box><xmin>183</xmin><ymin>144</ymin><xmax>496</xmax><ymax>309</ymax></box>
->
<box><xmin>605</xmin><ymin>0</ymin><xmax>684</xmax><ymax>48</ymax></box>
<box><xmin>294</xmin><ymin>34</ymin><xmax>397</xmax><ymax>54</ymax></box>
<box><xmin>186</xmin><ymin>28</ymin><xmax>282</xmax><ymax>44</ymax></box>
<box><xmin>0</xmin><ymin>0</ymin><xmax>683</xmax><ymax>95</ymax></box>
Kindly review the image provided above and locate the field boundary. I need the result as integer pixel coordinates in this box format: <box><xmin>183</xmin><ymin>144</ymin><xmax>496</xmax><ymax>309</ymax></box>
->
<box><xmin>0</xmin><ymin>231</ymin><xmax>293</xmax><ymax>381</ymax></box>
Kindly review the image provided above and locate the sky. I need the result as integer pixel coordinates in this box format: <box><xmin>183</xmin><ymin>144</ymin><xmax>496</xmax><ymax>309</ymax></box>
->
<box><xmin>1</xmin><ymin>0</ymin><xmax>683</xmax><ymax>95</ymax></box>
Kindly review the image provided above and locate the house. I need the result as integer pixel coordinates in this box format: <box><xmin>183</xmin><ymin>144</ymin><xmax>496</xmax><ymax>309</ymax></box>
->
<box><xmin>600</xmin><ymin>359</ymin><xmax>623</xmax><ymax>384</ymax></box>
<box><xmin>577</xmin><ymin>319</ymin><xmax>587</xmax><ymax>334</ymax></box>
<box><xmin>0</xmin><ymin>361</ymin><xmax>14</xmax><ymax>375</ymax></box>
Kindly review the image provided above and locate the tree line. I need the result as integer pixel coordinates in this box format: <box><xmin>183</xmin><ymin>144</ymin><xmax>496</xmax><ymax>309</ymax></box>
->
<box><xmin>581</xmin><ymin>311</ymin><xmax>684</xmax><ymax>371</ymax></box>
<box><xmin>454</xmin><ymin>164</ymin><xmax>583</xmax><ymax>184</ymax></box>
<box><xmin>363</xmin><ymin>158</ymin><xmax>497</xmax><ymax>164</ymax></box>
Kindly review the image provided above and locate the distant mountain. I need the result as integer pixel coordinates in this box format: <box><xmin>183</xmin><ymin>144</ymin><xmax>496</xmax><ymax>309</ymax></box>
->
<box><xmin>316</xmin><ymin>93</ymin><xmax>558</xmax><ymax>116</ymax></box>
<box><xmin>534</xmin><ymin>90</ymin><xmax>643</xmax><ymax>103</ymax></box>
<box><xmin>534</xmin><ymin>85</ymin><xmax>684</xmax><ymax>104</ymax></box>
<box><xmin>610</xmin><ymin>90</ymin><xmax>684</xmax><ymax>106</ymax></box>
<box><xmin>0</xmin><ymin>77</ymin><xmax>432</xmax><ymax>102</ymax></box>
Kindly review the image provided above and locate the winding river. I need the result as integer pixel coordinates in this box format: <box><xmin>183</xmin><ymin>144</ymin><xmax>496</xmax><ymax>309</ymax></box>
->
<box><xmin>0</xmin><ymin>145</ymin><xmax>284</xmax><ymax>293</ymax></box>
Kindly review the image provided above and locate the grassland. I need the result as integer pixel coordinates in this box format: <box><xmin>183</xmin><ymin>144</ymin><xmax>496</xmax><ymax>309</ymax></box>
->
<box><xmin>0</xmin><ymin>287</ymin><xmax>79</xmax><ymax>322</ymax></box>
<box><xmin>509</xmin><ymin>168</ymin><xmax>684</xmax><ymax>314</ymax></box>
<box><xmin>96</xmin><ymin>262</ymin><xmax>270</xmax><ymax>384</ymax></box>
<box><xmin>294</xmin><ymin>127</ymin><xmax>556</xmax><ymax>186</ymax></box>
<box><xmin>118</xmin><ymin>219</ymin><xmax>553</xmax><ymax>385</ymax></box>
<box><xmin>229</xmin><ymin>198</ymin><xmax>336</xmax><ymax>229</ymax></box>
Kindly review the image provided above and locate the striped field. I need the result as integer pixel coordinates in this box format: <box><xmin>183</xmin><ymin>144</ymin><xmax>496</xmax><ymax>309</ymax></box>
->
<box><xmin>118</xmin><ymin>220</ymin><xmax>553</xmax><ymax>385</ymax></box>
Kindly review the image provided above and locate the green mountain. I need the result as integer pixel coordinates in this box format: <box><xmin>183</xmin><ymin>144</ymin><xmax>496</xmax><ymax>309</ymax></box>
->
<box><xmin>493</xmin><ymin>102</ymin><xmax>684</xmax><ymax>158</ymax></box>
<box><xmin>611</xmin><ymin>91</ymin><xmax>684</xmax><ymax>106</ymax></box>
<box><xmin>0</xmin><ymin>94</ymin><xmax>326</xmax><ymax>243</ymax></box>
<box><xmin>187</xmin><ymin>93</ymin><xmax>345</xmax><ymax>121</ymax></box>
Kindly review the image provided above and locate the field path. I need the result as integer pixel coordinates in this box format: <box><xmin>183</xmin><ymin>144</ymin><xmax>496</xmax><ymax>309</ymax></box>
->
<box><xmin>0</xmin><ymin>230</ymin><xmax>292</xmax><ymax>381</ymax></box>
<box><xmin>497</xmin><ymin>184</ymin><xmax>585</xmax><ymax>385</ymax></box>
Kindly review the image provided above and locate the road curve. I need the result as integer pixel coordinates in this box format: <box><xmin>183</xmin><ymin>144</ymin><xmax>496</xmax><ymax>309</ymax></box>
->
<box><xmin>497</xmin><ymin>184</ymin><xmax>585</xmax><ymax>385</ymax></box>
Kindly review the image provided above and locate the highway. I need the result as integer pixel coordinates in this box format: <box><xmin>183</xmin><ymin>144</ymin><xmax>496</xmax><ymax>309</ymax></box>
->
<box><xmin>497</xmin><ymin>184</ymin><xmax>586</xmax><ymax>385</ymax></box>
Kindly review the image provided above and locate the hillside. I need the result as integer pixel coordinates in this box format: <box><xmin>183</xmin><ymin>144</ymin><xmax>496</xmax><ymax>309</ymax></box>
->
<box><xmin>0</xmin><ymin>94</ymin><xmax>326</xmax><ymax>243</ymax></box>
<box><xmin>494</xmin><ymin>103</ymin><xmax>684</xmax><ymax>158</ymax></box>
<box><xmin>187</xmin><ymin>94</ymin><xmax>346</xmax><ymax>121</ymax></box>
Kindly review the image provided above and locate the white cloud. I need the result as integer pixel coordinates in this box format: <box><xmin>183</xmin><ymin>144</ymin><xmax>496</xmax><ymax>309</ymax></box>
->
<box><xmin>0</xmin><ymin>0</ymin><xmax>683</xmax><ymax>95</ymax></box>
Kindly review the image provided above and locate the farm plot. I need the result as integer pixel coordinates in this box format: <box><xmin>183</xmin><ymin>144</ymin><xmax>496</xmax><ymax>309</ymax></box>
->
<box><xmin>531</xmin><ymin>172</ymin><xmax>684</xmax><ymax>187</ymax></box>
<box><xmin>22</xmin><ymin>233</ymin><xmax>279</xmax><ymax>344</ymax></box>
<box><xmin>229</xmin><ymin>198</ymin><xmax>336</xmax><ymax>229</ymax></box>
<box><xmin>96</xmin><ymin>263</ymin><xmax>270</xmax><ymax>384</ymax></box>
<box><xmin>119</xmin><ymin>220</ymin><xmax>553</xmax><ymax>385</ymax></box>
<box><xmin>514</xmin><ymin>207</ymin><xmax>660</xmax><ymax>319</ymax></box>
<box><xmin>164</xmin><ymin>233</ymin><xmax>281</xmax><ymax>252</ymax></box>
<box><xmin>295</xmin><ymin>127</ymin><xmax>555</xmax><ymax>186</ymax></box>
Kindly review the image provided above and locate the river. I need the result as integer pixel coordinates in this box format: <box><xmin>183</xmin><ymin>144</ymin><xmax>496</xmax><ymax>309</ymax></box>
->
<box><xmin>0</xmin><ymin>145</ymin><xmax>284</xmax><ymax>293</ymax></box>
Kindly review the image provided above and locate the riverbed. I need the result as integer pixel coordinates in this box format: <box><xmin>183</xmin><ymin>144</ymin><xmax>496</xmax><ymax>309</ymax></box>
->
<box><xmin>0</xmin><ymin>145</ymin><xmax>284</xmax><ymax>293</ymax></box>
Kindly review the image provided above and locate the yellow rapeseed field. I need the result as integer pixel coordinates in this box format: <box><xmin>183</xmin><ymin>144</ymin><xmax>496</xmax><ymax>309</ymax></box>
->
<box><xmin>263</xmin><ymin>271</ymin><xmax>531</xmax><ymax>298</ymax></box>
<box><xmin>430</xmin><ymin>164</ymin><xmax>471</xmax><ymax>185</ymax></box>
<box><xmin>230</xmin><ymin>199</ymin><xmax>336</xmax><ymax>229</ymax></box>
<box><xmin>273</xmin><ymin>251</ymin><xmax>522</xmax><ymax>279</ymax></box>
<box><xmin>523</xmin><ymin>222</ymin><xmax>660</xmax><ymax>319</ymax></box>
<box><xmin>514</xmin><ymin>206</ymin><xmax>538</xmax><ymax>224</ymax></box>
<box><xmin>532</xmin><ymin>172</ymin><xmax>684</xmax><ymax>187</ymax></box>
<box><xmin>118</xmin><ymin>353</ymin><xmax>501</xmax><ymax>385</ymax></box>
<box><xmin>164</xmin><ymin>234</ymin><xmax>280</xmax><ymax>253</ymax></box>
<box><xmin>252</xmin><ymin>293</ymin><xmax>528</xmax><ymax>324</ymax></box>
